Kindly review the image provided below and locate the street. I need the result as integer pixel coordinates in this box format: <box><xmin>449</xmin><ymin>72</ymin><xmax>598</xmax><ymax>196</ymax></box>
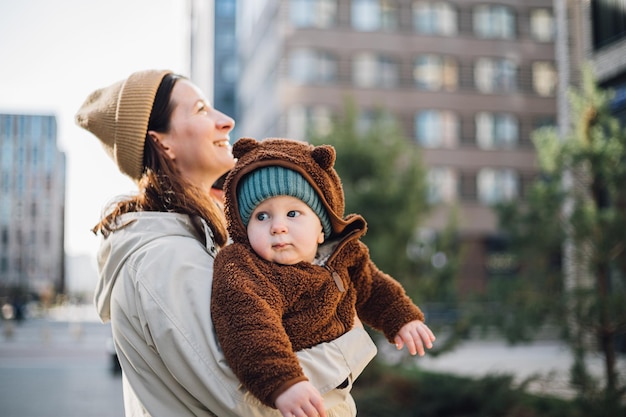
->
<box><xmin>379</xmin><ymin>330</ymin><xmax>625</xmax><ymax>399</ymax></box>
<box><xmin>1</xmin><ymin>306</ymin><xmax>623</xmax><ymax>416</ymax></box>
<box><xmin>0</xmin><ymin>309</ymin><xmax>124</xmax><ymax>417</ymax></box>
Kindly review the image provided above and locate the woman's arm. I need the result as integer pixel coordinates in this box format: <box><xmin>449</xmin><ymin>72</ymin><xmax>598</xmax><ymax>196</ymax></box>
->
<box><xmin>274</xmin><ymin>324</ymin><xmax>378</xmax><ymax>417</ymax></box>
<box><xmin>296</xmin><ymin>325</ymin><xmax>376</xmax><ymax>395</ymax></box>
<box><xmin>134</xmin><ymin>239</ymin><xmax>376</xmax><ymax>416</ymax></box>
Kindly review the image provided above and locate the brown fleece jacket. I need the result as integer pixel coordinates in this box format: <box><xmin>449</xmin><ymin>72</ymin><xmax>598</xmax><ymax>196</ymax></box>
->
<box><xmin>211</xmin><ymin>138</ymin><xmax>424</xmax><ymax>408</ymax></box>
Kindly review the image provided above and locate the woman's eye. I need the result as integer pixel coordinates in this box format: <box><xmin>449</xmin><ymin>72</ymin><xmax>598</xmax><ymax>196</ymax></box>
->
<box><xmin>197</xmin><ymin>102</ymin><xmax>209</xmax><ymax>113</ymax></box>
<box><xmin>255</xmin><ymin>212</ymin><xmax>269</xmax><ymax>221</ymax></box>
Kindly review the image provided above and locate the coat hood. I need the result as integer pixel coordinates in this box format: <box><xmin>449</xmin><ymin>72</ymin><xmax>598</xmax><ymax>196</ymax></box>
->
<box><xmin>223</xmin><ymin>137</ymin><xmax>366</xmax><ymax>245</ymax></box>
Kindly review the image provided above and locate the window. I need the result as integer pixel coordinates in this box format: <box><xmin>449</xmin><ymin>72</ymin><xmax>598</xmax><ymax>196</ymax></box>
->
<box><xmin>353</xmin><ymin>53</ymin><xmax>377</xmax><ymax>87</ymax></box>
<box><xmin>353</xmin><ymin>53</ymin><xmax>399</xmax><ymax>88</ymax></box>
<box><xmin>474</xmin><ymin>57</ymin><xmax>517</xmax><ymax>93</ymax></box>
<box><xmin>351</xmin><ymin>0</ymin><xmax>397</xmax><ymax>31</ymax></box>
<box><xmin>0</xmin><ymin>115</ymin><xmax>7</xmax><ymax>139</ymax></box>
<box><xmin>530</xmin><ymin>8</ymin><xmax>554</xmax><ymax>42</ymax></box>
<box><xmin>289</xmin><ymin>48</ymin><xmax>337</xmax><ymax>84</ymax></box>
<box><xmin>426</xmin><ymin>167</ymin><xmax>456</xmax><ymax>204</ymax></box>
<box><xmin>290</xmin><ymin>0</ymin><xmax>337</xmax><ymax>28</ymax></box>
<box><xmin>414</xmin><ymin>110</ymin><xmax>459</xmax><ymax>148</ymax></box>
<box><xmin>217</xmin><ymin>32</ymin><xmax>236</xmax><ymax>50</ymax></box>
<box><xmin>413</xmin><ymin>1</ymin><xmax>457</xmax><ymax>35</ymax></box>
<box><xmin>473</xmin><ymin>5</ymin><xmax>515</xmax><ymax>39</ymax></box>
<box><xmin>32</xmin><ymin>144</ymin><xmax>39</xmax><ymax>166</ymax></box>
<box><xmin>533</xmin><ymin>116</ymin><xmax>556</xmax><ymax>130</ymax></box>
<box><xmin>287</xmin><ymin>105</ymin><xmax>333</xmax><ymax>140</ymax></box>
<box><xmin>1</xmin><ymin>137</ymin><xmax>12</xmax><ymax>174</ymax></box>
<box><xmin>414</xmin><ymin>55</ymin><xmax>458</xmax><ymax>91</ymax></box>
<box><xmin>380</xmin><ymin>0</ymin><xmax>398</xmax><ymax>30</ymax></box>
<box><xmin>477</xmin><ymin>168</ymin><xmax>518</xmax><ymax>204</ymax></box>
<box><xmin>532</xmin><ymin>61</ymin><xmax>557</xmax><ymax>97</ymax></box>
<box><xmin>216</xmin><ymin>0</ymin><xmax>236</xmax><ymax>17</ymax></box>
<box><xmin>592</xmin><ymin>0</ymin><xmax>626</xmax><ymax>49</ymax></box>
<box><xmin>0</xmin><ymin>201</ymin><xmax>9</xmax><ymax>227</ymax></box>
<box><xmin>475</xmin><ymin>112</ymin><xmax>518</xmax><ymax>149</ymax></box>
<box><xmin>357</xmin><ymin>109</ymin><xmax>397</xmax><ymax>135</ymax></box>
<box><xmin>220</xmin><ymin>57</ymin><xmax>238</xmax><ymax>83</ymax></box>
<box><xmin>459</xmin><ymin>172</ymin><xmax>477</xmax><ymax>201</ymax></box>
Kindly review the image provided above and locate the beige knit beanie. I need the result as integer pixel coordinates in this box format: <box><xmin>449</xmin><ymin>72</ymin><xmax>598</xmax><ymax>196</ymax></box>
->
<box><xmin>75</xmin><ymin>69</ymin><xmax>173</xmax><ymax>181</ymax></box>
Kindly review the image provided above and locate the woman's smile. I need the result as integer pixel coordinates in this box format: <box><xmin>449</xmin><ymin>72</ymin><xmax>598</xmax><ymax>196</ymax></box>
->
<box><xmin>213</xmin><ymin>138</ymin><xmax>231</xmax><ymax>148</ymax></box>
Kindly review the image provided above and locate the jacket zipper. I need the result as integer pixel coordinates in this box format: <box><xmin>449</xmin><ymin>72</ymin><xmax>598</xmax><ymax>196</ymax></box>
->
<box><xmin>324</xmin><ymin>229</ymin><xmax>361</xmax><ymax>293</ymax></box>
<box><xmin>325</xmin><ymin>265</ymin><xmax>345</xmax><ymax>292</ymax></box>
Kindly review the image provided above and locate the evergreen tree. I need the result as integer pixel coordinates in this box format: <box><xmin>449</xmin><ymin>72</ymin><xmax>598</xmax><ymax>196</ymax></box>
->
<box><xmin>311</xmin><ymin>100</ymin><xmax>466</xmax><ymax>354</ymax></box>
<box><xmin>491</xmin><ymin>66</ymin><xmax>626</xmax><ymax>407</ymax></box>
<box><xmin>311</xmin><ymin>101</ymin><xmax>428</xmax><ymax>288</ymax></box>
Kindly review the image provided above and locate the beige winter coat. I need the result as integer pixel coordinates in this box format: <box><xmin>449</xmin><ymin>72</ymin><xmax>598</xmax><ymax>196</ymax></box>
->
<box><xmin>94</xmin><ymin>211</ymin><xmax>377</xmax><ymax>417</ymax></box>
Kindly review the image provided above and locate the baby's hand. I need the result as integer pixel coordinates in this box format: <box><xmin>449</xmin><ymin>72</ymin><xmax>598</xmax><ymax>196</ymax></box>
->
<box><xmin>275</xmin><ymin>381</ymin><xmax>327</xmax><ymax>417</ymax></box>
<box><xmin>394</xmin><ymin>320</ymin><xmax>436</xmax><ymax>356</ymax></box>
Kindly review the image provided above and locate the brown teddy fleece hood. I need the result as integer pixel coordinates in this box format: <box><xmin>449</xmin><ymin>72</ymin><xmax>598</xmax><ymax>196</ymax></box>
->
<box><xmin>223</xmin><ymin>137</ymin><xmax>367</xmax><ymax>246</ymax></box>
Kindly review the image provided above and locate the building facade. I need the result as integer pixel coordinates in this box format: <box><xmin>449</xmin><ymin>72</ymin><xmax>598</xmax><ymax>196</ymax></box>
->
<box><xmin>189</xmin><ymin>0</ymin><xmax>240</xmax><ymax>138</ymax></box>
<box><xmin>235</xmin><ymin>0</ymin><xmax>557</xmax><ymax>291</ymax></box>
<box><xmin>214</xmin><ymin>0</ymin><xmax>239</xmax><ymax>136</ymax></box>
<box><xmin>0</xmin><ymin>114</ymin><xmax>66</xmax><ymax>300</ymax></box>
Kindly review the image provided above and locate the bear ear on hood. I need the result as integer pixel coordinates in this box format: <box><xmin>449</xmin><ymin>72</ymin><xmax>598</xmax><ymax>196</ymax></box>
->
<box><xmin>311</xmin><ymin>144</ymin><xmax>335</xmax><ymax>170</ymax></box>
<box><xmin>232</xmin><ymin>137</ymin><xmax>258</xmax><ymax>159</ymax></box>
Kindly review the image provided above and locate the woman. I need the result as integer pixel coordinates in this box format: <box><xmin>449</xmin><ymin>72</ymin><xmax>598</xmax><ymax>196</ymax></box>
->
<box><xmin>75</xmin><ymin>70</ymin><xmax>377</xmax><ymax>417</ymax></box>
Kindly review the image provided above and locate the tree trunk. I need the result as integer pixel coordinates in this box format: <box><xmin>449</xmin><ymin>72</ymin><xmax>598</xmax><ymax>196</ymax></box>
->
<box><xmin>596</xmin><ymin>262</ymin><xmax>617</xmax><ymax>393</ymax></box>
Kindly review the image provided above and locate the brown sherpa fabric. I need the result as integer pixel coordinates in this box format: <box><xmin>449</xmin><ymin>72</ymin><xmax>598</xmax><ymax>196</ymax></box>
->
<box><xmin>211</xmin><ymin>138</ymin><xmax>425</xmax><ymax>408</ymax></box>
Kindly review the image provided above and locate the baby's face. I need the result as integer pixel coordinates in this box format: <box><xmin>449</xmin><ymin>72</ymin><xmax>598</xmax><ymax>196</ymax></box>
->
<box><xmin>247</xmin><ymin>195</ymin><xmax>325</xmax><ymax>265</ymax></box>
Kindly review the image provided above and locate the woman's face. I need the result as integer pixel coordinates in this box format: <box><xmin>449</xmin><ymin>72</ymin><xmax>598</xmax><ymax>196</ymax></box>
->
<box><xmin>153</xmin><ymin>79</ymin><xmax>235</xmax><ymax>191</ymax></box>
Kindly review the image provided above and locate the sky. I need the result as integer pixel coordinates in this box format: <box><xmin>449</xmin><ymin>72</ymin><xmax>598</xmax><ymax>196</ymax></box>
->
<box><xmin>0</xmin><ymin>0</ymin><xmax>189</xmax><ymax>258</ymax></box>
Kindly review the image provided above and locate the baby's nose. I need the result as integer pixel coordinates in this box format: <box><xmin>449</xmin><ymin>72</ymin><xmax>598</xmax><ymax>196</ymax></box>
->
<box><xmin>270</xmin><ymin>220</ymin><xmax>288</xmax><ymax>234</ymax></box>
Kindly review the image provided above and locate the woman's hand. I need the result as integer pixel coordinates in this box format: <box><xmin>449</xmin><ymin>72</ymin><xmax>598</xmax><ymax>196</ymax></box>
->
<box><xmin>393</xmin><ymin>320</ymin><xmax>436</xmax><ymax>356</ymax></box>
<box><xmin>275</xmin><ymin>381</ymin><xmax>327</xmax><ymax>417</ymax></box>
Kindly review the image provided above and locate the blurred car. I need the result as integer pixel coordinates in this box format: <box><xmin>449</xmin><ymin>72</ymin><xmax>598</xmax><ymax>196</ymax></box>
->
<box><xmin>106</xmin><ymin>336</ymin><xmax>122</xmax><ymax>374</ymax></box>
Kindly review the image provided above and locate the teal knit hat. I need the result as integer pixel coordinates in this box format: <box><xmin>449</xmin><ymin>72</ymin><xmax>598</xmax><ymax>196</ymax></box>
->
<box><xmin>237</xmin><ymin>166</ymin><xmax>332</xmax><ymax>237</ymax></box>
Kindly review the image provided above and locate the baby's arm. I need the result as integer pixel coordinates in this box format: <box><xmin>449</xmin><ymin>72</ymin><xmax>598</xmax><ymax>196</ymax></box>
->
<box><xmin>393</xmin><ymin>320</ymin><xmax>436</xmax><ymax>356</ymax></box>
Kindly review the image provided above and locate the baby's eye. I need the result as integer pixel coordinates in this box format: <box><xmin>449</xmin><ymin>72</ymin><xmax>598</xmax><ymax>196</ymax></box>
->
<box><xmin>255</xmin><ymin>212</ymin><xmax>269</xmax><ymax>221</ymax></box>
<box><xmin>287</xmin><ymin>210</ymin><xmax>300</xmax><ymax>218</ymax></box>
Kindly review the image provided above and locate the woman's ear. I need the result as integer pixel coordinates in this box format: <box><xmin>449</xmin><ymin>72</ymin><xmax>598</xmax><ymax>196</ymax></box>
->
<box><xmin>148</xmin><ymin>130</ymin><xmax>176</xmax><ymax>160</ymax></box>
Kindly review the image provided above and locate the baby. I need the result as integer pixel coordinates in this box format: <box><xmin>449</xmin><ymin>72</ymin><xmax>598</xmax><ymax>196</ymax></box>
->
<box><xmin>212</xmin><ymin>137</ymin><xmax>435</xmax><ymax>417</ymax></box>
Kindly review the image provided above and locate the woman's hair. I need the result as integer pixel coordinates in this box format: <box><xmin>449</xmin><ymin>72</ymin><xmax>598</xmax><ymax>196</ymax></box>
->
<box><xmin>92</xmin><ymin>74</ymin><xmax>229</xmax><ymax>248</ymax></box>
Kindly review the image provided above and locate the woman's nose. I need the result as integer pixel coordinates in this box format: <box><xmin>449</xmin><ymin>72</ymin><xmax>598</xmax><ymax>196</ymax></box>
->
<box><xmin>216</xmin><ymin>111</ymin><xmax>235</xmax><ymax>131</ymax></box>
